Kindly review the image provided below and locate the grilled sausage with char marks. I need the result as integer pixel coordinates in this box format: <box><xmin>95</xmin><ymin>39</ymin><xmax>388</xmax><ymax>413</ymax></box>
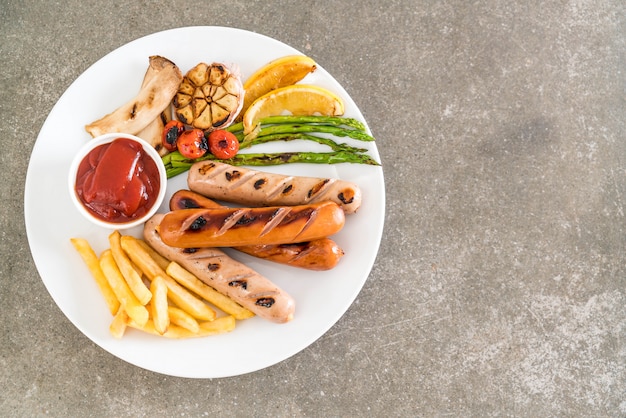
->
<box><xmin>170</xmin><ymin>190</ymin><xmax>344</xmax><ymax>270</ymax></box>
<box><xmin>158</xmin><ymin>201</ymin><xmax>345</xmax><ymax>249</ymax></box>
<box><xmin>187</xmin><ymin>161</ymin><xmax>362</xmax><ymax>214</ymax></box>
<box><xmin>144</xmin><ymin>214</ymin><xmax>295</xmax><ymax>323</ymax></box>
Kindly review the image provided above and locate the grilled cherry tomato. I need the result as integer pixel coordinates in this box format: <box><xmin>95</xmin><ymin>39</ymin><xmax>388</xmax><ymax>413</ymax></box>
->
<box><xmin>161</xmin><ymin>120</ymin><xmax>185</xmax><ymax>152</ymax></box>
<box><xmin>207</xmin><ymin>130</ymin><xmax>240</xmax><ymax>159</ymax></box>
<box><xmin>177</xmin><ymin>129</ymin><xmax>208</xmax><ymax>159</ymax></box>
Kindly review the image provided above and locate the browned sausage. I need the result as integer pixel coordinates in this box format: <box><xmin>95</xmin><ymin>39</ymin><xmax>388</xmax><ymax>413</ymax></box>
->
<box><xmin>235</xmin><ymin>241</ymin><xmax>345</xmax><ymax>271</ymax></box>
<box><xmin>143</xmin><ymin>214</ymin><xmax>295</xmax><ymax>323</ymax></box>
<box><xmin>158</xmin><ymin>201</ymin><xmax>345</xmax><ymax>248</ymax></box>
<box><xmin>169</xmin><ymin>189</ymin><xmax>344</xmax><ymax>270</ymax></box>
<box><xmin>169</xmin><ymin>189</ymin><xmax>223</xmax><ymax>210</ymax></box>
<box><xmin>187</xmin><ymin>161</ymin><xmax>362</xmax><ymax>214</ymax></box>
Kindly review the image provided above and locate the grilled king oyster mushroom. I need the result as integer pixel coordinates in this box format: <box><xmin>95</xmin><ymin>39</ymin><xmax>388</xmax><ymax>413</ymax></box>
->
<box><xmin>173</xmin><ymin>62</ymin><xmax>244</xmax><ymax>131</ymax></box>
<box><xmin>85</xmin><ymin>55</ymin><xmax>183</xmax><ymax>137</ymax></box>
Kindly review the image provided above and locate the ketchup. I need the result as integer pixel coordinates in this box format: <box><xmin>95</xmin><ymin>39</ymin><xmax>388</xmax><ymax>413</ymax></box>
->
<box><xmin>75</xmin><ymin>137</ymin><xmax>161</xmax><ymax>223</ymax></box>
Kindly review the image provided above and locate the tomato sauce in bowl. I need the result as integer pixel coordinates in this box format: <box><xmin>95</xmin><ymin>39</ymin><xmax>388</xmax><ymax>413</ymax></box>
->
<box><xmin>69</xmin><ymin>134</ymin><xmax>166</xmax><ymax>229</ymax></box>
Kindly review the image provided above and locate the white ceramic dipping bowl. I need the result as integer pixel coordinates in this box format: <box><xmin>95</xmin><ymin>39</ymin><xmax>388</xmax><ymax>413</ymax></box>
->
<box><xmin>68</xmin><ymin>133</ymin><xmax>166</xmax><ymax>230</ymax></box>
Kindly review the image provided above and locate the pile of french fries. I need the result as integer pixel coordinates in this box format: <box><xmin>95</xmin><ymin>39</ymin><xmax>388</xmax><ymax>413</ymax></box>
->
<box><xmin>70</xmin><ymin>231</ymin><xmax>254</xmax><ymax>339</ymax></box>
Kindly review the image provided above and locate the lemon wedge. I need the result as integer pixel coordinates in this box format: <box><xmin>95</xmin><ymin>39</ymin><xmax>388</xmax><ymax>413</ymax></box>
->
<box><xmin>242</xmin><ymin>84</ymin><xmax>345</xmax><ymax>134</ymax></box>
<box><xmin>240</xmin><ymin>55</ymin><xmax>317</xmax><ymax>119</ymax></box>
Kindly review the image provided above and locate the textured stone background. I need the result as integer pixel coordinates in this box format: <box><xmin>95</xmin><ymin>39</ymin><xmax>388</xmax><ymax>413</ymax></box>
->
<box><xmin>1</xmin><ymin>1</ymin><xmax>624</xmax><ymax>416</ymax></box>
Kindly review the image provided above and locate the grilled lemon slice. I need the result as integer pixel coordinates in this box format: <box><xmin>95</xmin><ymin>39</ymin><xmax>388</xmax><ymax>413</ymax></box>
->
<box><xmin>173</xmin><ymin>62</ymin><xmax>244</xmax><ymax>131</ymax></box>
<box><xmin>239</xmin><ymin>55</ymin><xmax>317</xmax><ymax>121</ymax></box>
<box><xmin>242</xmin><ymin>84</ymin><xmax>344</xmax><ymax>134</ymax></box>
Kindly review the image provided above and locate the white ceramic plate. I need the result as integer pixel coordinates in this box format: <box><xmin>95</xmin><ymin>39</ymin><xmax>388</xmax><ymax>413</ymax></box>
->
<box><xmin>24</xmin><ymin>26</ymin><xmax>385</xmax><ymax>378</ymax></box>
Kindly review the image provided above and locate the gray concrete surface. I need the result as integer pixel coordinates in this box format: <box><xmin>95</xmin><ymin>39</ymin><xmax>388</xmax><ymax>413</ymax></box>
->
<box><xmin>2</xmin><ymin>1</ymin><xmax>625</xmax><ymax>416</ymax></box>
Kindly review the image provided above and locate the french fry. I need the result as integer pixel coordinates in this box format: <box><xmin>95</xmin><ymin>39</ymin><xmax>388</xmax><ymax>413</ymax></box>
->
<box><xmin>109</xmin><ymin>231</ymin><xmax>152</xmax><ymax>305</ymax></box>
<box><xmin>70</xmin><ymin>238</ymin><xmax>120</xmax><ymax>315</ymax></box>
<box><xmin>125</xmin><ymin>318</ymin><xmax>161</xmax><ymax>335</ymax></box>
<box><xmin>163</xmin><ymin>282</ymin><xmax>216</xmax><ymax>322</ymax></box>
<box><xmin>166</xmin><ymin>261</ymin><xmax>255</xmax><ymax>320</ymax></box>
<box><xmin>99</xmin><ymin>250</ymin><xmax>149</xmax><ymax>327</ymax></box>
<box><xmin>168</xmin><ymin>306</ymin><xmax>200</xmax><ymax>333</ymax></box>
<box><xmin>135</xmin><ymin>239</ymin><xmax>170</xmax><ymax>271</ymax></box>
<box><xmin>109</xmin><ymin>308</ymin><xmax>129</xmax><ymax>339</ymax></box>
<box><xmin>120</xmin><ymin>236</ymin><xmax>216</xmax><ymax>321</ymax></box>
<box><xmin>119</xmin><ymin>235</ymin><xmax>169</xmax><ymax>280</ymax></box>
<box><xmin>127</xmin><ymin>316</ymin><xmax>236</xmax><ymax>338</ymax></box>
<box><xmin>150</xmin><ymin>276</ymin><xmax>169</xmax><ymax>334</ymax></box>
<box><xmin>197</xmin><ymin>316</ymin><xmax>236</xmax><ymax>335</ymax></box>
<box><xmin>75</xmin><ymin>233</ymin><xmax>242</xmax><ymax>339</ymax></box>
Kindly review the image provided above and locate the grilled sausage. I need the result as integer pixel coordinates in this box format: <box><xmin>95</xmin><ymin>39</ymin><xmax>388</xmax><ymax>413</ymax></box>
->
<box><xmin>158</xmin><ymin>201</ymin><xmax>345</xmax><ymax>248</ymax></box>
<box><xmin>169</xmin><ymin>189</ymin><xmax>344</xmax><ymax>270</ymax></box>
<box><xmin>187</xmin><ymin>161</ymin><xmax>362</xmax><ymax>214</ymax></box>
<box><xmin>169</xmin><ymin>189</ymin><xmax>223</xmax><ymax>210</ymax></box>
<box><xmin>144</xmin><ymin>214</ymin><xmax>295</xmax><ymax>323</ymax></box>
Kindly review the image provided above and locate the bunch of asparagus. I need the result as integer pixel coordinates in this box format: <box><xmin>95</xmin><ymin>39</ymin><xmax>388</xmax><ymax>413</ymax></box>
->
<box><xmin>162</xmin><ymin>115</ymin><xmax>379</xmax><ymax>179</ymax></box>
